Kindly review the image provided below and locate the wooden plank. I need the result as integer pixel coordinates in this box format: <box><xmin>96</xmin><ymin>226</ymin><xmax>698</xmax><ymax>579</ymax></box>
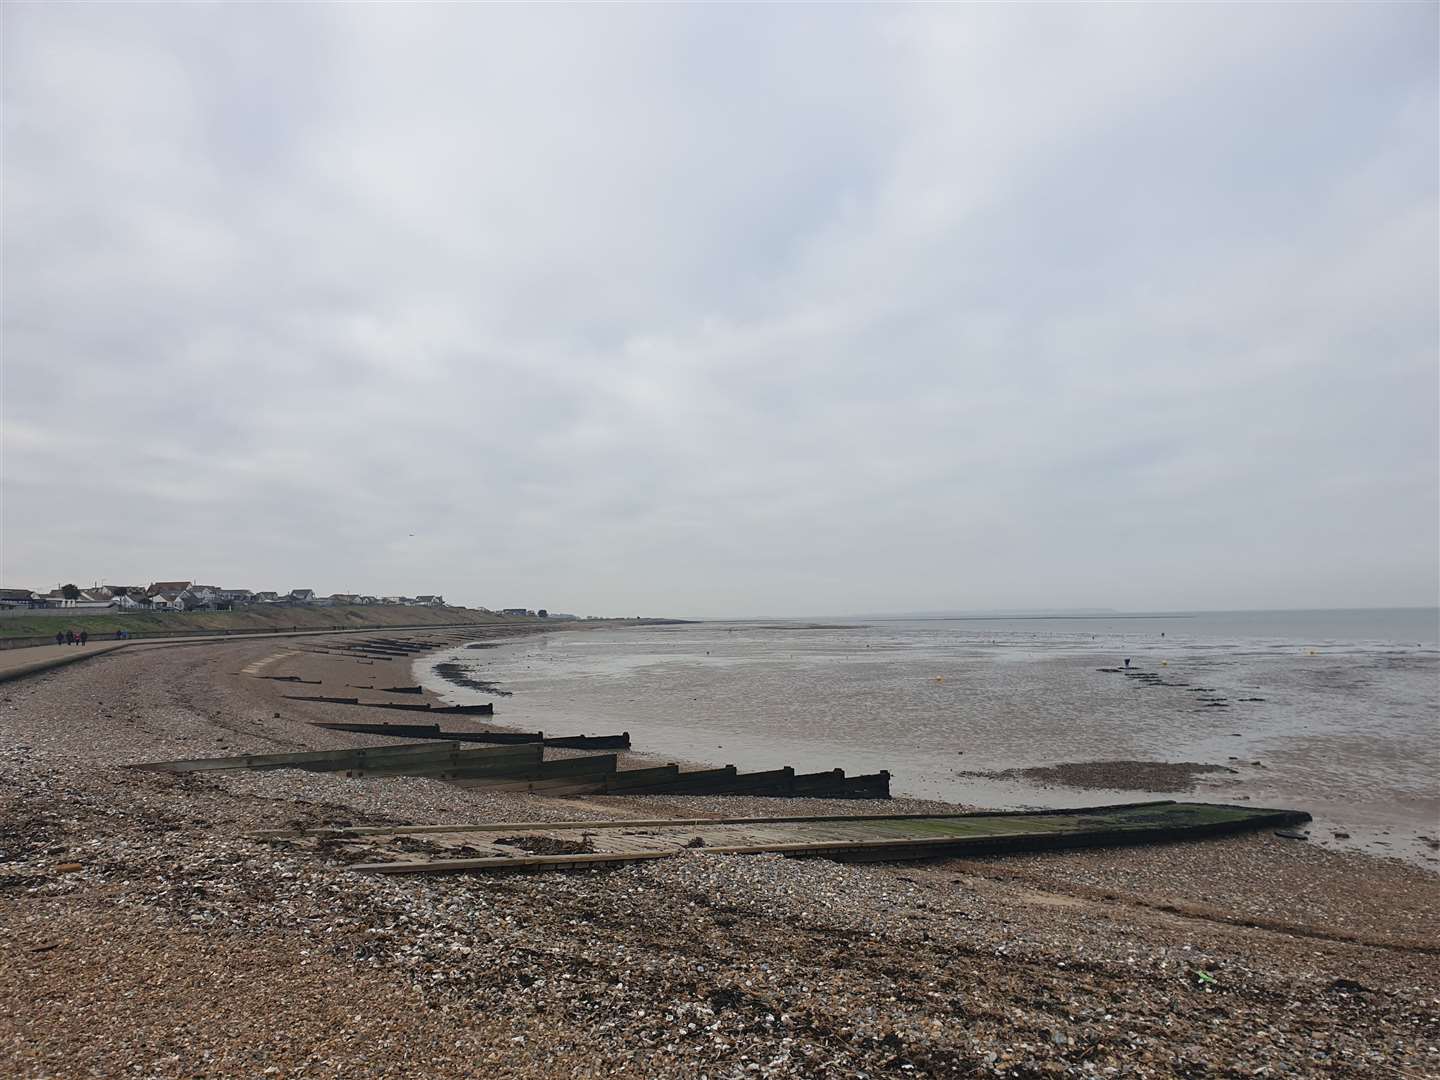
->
<box><xmin>451</xmin><ymin>776</ymin><xmax>608</xmax><ymax>794</ymax></box>
<box><xmin>312</xmin><ymin>721</ymin><xmax>443</xmax><ymax>738</ymax></box>
<box><xmin>541</xmin><ymin>732</ymin><xmax>632</xmax><ymax>750</ymax></box>
<box><xmin>251</xmin><ymin>801</ymin><xmax>1189</xmax><ymax>838</ymax></box>
<box><xmin>131</xmin><ymin>741</ymin><xmax>463</xmax><ymax>773</ymax></box>
<box><xmin>448</xmin><ymin>730</ymin><xmax>545</xmax><ymax>744</ymax></box>
<box><xmin>346</xmin><ymin>743</ymin><xmax>542</xmax><ymax>777</ymax></box>
<box><xmin>615</xmin><ymin>766</ymin><xmax>738</xmax><ymax>794</ymax></box>
<box><xmin>353</xmin><ymin>851</ymin><xmax>677</xmax><ymax>874</ymax></box>
<box><xmin>536</xmin><ymin>753</ymin><xmax>618</xmax><ymax>777</ymax></box>
<box><xmin>601</xmin><ymin>765</ymin><xmax>679</xmax><ymax>791</ymax></box>
<box><xmin>342</xmin><ymin>809</ymin><xmax>1313</xmax><ymax>875</ymax></box>
<box><xmin>448</xmin><ymin>755</ymin><xmax>616</xmax><ymax>787</ymax></box>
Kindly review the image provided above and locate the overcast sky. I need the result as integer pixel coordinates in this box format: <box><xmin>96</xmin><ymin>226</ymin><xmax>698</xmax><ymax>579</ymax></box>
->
<box><xmin>3</xmin><ymin>4</ymin><xmax>1436</xmax><ymax>617</ymax></box>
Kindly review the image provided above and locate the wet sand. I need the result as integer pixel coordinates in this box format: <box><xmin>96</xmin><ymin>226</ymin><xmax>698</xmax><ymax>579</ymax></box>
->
<box><xmin>2</xmin><ymin>633</ymin><xmax>1438</xmax><ymax>1077</ymax></box>
<box><xmin>420</xmin><ymin>622</ymin><xmax>1440</xmax><ymax>869</ymax></box>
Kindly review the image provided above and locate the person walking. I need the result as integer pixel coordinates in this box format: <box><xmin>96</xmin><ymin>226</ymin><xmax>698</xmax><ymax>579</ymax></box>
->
<box><xmin>79</xmin><ymin>630</ymin><xmax>88</xmax><ymax>646</ymax></box>
<box><xmin>65</xmin><ymin>629</ymin><xmax>75</xmax><ymax>646</ymax></box>
<box><xmin>55</xmin><ymin>631</ymin><xmax>64</xmax><ymax>647</ymax></box>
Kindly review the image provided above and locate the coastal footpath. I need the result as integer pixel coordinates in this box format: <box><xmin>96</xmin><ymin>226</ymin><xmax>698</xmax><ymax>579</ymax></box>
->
<box><xmin>1</xmin><ymin>630</ymin><xmax>1436</xmax><ymax>1078</ymax></box>
<box><xmin>0</xmin><ymin>604</ymin><xmax>532</xmax><ymax>647</ymax></box>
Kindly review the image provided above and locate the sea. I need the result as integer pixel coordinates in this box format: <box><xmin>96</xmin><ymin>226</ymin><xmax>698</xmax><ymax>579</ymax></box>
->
<box><xmin>415</xmin><ymin>609</ymin><xmax>1440</xmax><ymax>869</ymax></box>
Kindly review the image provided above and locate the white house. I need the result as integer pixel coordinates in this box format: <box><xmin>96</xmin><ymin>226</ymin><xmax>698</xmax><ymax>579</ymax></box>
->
<box><xmin>109</xmin><ymin>593</ymin><xmax>148</xmax><ymax>610</ymax></box>
<box><xmin>38</xmin><ymin>589</ymin><xmax>110</xmax><ymax>609</ymax></box>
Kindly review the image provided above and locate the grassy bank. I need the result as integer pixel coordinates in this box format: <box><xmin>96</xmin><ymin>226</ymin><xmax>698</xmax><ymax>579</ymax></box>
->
<box><xmin>0</xmin><ymin>605</ymin><xmax>524</xmax><ymax>640</ymax></box>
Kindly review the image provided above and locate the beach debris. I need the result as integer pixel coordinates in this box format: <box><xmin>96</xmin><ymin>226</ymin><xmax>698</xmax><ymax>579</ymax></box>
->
<box><xmin>1326</xmin><ymin>978</ymin><xmax>1372</xmax><ymax>995</ymax></box>
<box><xmin>495</xmin><ymin>834</ymin><xmax>596</xmax><ymax>856</ymax></box>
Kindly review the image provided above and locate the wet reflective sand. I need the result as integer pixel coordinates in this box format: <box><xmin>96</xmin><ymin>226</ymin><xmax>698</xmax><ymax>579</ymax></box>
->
<box><xmin>416</xmin><ymin>611</ymin><xmax>1440</xmax><ymax>869</ymax></box>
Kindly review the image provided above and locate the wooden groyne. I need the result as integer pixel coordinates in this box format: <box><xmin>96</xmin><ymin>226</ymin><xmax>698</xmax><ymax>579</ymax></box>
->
<box><xmin>280</xmin><ymin>694</ymin><xmax>496</xmax><ymax>716</ymax></box>
<box><xmin>129</xmin><ymin>742</ymin><xmax>889</xmax><ymax>798</ymax></box>
<box><xmin>257</xmin><ymin>801</ymin><xmax>1314</xmax><ymax>875</ymax></box>
<box><xmin>130</xmin><ymin>740</ymin><xmax>469</xmax><ymax>774</ymax></box>
<box><xmin>311</xmin><ymin>721</ymin><xmax>632</xmax><ymax>751</ymax></box>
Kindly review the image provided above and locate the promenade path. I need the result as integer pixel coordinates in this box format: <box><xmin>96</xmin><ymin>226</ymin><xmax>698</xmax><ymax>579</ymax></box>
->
<box><xmin>0</xmin><ymin>624</ymin><xmax>484</xmax><ymax>683</ymax></box>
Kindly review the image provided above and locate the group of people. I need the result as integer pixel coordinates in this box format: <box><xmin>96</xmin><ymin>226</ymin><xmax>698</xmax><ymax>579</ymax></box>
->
<box><xmin>55</xmin><ymin>629</ymin><xmax>89</xmax><ymax>646</ymax></box>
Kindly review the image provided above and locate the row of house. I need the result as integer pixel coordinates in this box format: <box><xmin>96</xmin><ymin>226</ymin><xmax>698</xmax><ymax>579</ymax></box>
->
<box><xmin>0</xmin><ymin>583</ymin><xmax>449</xmax><ymax>612</ymax></box>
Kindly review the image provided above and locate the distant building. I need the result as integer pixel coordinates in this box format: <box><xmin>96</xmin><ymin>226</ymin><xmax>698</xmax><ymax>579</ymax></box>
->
<box><xmin>96</xmin><ymin>585</ymin><xmax>145</xmax><ymax>599</ymax></box>
<box><xmin>289</xmin><ymin>589</ymin><xmax>316</xmax><ymax>603</ymax></box>
<box><xmin>36</xmin><ymin>589</ymin><xmax>109</xmax><ymax>609</ymax></box>
<box><xmin>181</xmin><ymin>586</ymin><xmax>219</xmax><ymax>609</ymax></box>
<box><xmin>252</xmin><ymin>591</ymin><xmax>282</xmax><ymax>604</ymax></box>
<box><xmin>0</xmin><ymin>588</ymin><xmax>39</xmax><ymax>609</ymax></box>
<box><xmin>500</xmin><ymin>608</ymin><xmax>530</xmax><ymax>617</ymax></box>
<box><xmin>109</xmin><ymin>593</ymin><xmax>148</xmax><ymax>610</ymax></box>
<box><xmin>218</xmin><ymin>589</ymin><xmax>254</xmax><ymax>604</ymax></box>
<box><xmin>147</xmin><ymin>581</ymin><xmax>192</xmax><ymax>597</ymax></box>
<box><xmin>414</xmin><ymin>594</ymin><xmax>445</xmax><ymax>606</ymax></box>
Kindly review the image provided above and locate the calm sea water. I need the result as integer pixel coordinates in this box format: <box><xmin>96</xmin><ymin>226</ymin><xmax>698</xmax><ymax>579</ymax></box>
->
<box><xmin>416</xmin><ymin>609</ymin><xmax>1440</xmax><ymax>869</ymax></box>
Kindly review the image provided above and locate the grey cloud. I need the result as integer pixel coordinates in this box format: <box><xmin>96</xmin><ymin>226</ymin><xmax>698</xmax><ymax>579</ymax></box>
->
<box><xmin>2</xmin><ymin>4</ymin><xmax>1435</xmax><ymax>615</ymax></box>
